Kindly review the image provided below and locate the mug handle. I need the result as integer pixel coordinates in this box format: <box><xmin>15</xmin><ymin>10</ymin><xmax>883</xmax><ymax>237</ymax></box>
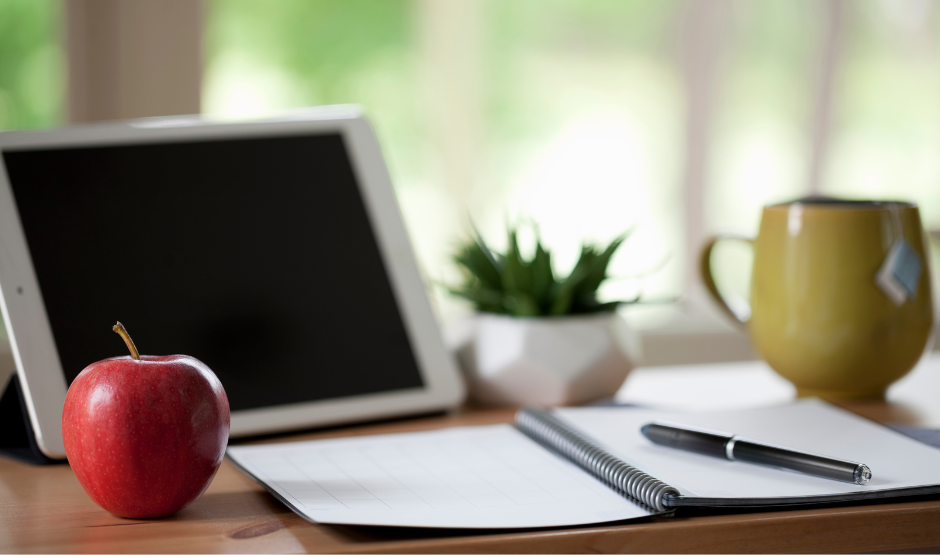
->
<box><xmin>699</xmin><ymin>235</ymin><xmax>754</xmax><ymax>327</ymax></box>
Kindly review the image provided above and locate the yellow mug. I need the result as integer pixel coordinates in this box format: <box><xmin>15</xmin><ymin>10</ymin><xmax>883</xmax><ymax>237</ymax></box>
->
<box><xmin>701</xmin><ymin>199</ymin><xmax>934</xmax><ymax>401</ymax></box>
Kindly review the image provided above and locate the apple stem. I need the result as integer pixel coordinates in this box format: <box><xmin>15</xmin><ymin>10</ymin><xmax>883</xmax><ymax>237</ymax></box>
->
<box><xmin>113</xmin><ymin>322</ymin><xmax>140</xmax><ymax>361</ymax></box>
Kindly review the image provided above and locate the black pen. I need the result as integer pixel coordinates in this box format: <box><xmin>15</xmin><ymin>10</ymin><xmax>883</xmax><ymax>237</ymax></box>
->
<box><xmin>641</xmin><ymin>423</ymin><xmax>872</xmax><ymax>485</ymax></box>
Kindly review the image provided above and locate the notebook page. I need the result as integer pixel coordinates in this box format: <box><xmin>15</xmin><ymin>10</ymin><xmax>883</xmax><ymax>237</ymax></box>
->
<box><xmin>227</xmin><ymin>424</ymin><xmax>653</xmax><ymax>528</ymax></box>
<box><xmin>556</xmin><ymin>398</ymin><xmax>940</xmax><ymax>499</ymax></box>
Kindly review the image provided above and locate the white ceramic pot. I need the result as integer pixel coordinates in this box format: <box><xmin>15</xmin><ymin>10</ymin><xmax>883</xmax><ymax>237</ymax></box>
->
<box><xmin>448</xmin><ymin>312</ymin><xmax>637</xmax><ymax>406</ymax></box>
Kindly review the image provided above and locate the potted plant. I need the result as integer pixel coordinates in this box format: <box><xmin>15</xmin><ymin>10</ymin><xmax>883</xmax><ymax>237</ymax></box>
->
<box><xmin>445</xmin><ymin>224</ymin><xmax>641</xmax><ymax>406</ymax></box>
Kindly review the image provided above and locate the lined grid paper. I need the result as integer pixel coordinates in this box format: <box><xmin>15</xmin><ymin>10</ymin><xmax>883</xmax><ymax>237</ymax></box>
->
<box><xmin>227</xmin><ymin>424</ymin><xmax>652</xmax><ymax>529</ymax></box>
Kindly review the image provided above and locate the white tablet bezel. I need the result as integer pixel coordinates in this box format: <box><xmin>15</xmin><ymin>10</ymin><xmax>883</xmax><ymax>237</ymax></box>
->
<box><xmin>0</xmin><ymin>106</ymin><xmax>465</xmax><ymax>459</ymax></box>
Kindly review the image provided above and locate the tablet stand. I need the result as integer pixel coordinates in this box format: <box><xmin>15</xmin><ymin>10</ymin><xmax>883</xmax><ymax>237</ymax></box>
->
<box><xmin>0</xmin><ymin>373</ymin><xmax>60</xmax><ymax>464</ymax></box>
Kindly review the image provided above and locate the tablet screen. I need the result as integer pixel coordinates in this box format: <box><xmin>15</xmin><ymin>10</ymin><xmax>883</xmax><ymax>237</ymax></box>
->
<box><xmin>2</xmin><ymin>133</ymin><xmax>425</xmax><ymax>411</ymax></box>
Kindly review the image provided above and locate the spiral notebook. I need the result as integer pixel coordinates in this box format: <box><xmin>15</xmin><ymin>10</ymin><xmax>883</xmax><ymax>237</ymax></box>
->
<box><xmin>226</xmin><ymin>399</ymin><xmax>940</xmax><ymax>529</ymax></box>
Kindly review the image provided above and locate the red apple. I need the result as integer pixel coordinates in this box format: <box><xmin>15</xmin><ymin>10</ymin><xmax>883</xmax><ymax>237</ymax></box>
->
<box><xmin>62</xmin><ymin>322</ymin><xmax>230</xmax><ymax>518</ymax></box>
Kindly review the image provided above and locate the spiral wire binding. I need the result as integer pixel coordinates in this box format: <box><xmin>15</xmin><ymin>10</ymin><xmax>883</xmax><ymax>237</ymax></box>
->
<box><xmin>516</xmin><ymin>406</ymin><xmax>679</xmax><ymax>513</ymax></box>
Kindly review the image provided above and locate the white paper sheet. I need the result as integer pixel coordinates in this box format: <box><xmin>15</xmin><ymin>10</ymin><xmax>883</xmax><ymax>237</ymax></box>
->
<box><xmin>226</xmin><ymin>424</ymin><xmax>652</xmax><ymax>528</ymax></box>
<box><xmin>556</xmin><ymin>398</ymin><xmax>940</xmax><ymax>499</ymax></box>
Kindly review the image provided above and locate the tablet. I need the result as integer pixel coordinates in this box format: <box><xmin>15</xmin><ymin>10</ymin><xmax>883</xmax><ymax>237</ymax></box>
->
<box><xmin>0</xmin><ymin>106</ymin><xmax>465</xmax><ymax>459</ymax></box>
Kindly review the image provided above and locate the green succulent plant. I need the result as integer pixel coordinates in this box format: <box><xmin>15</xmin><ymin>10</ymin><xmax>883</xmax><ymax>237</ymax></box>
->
<box><xmin>447</xmin><ymin>225</ymin><xmax>637</xmax><ymax>317</ymax></box>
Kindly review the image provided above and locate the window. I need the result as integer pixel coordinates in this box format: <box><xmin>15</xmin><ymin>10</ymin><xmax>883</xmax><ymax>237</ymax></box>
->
<box><xmin>824</xmin><ymin>0</ymin><xmax>940</xmax><ymax>225</ymax></box>
<box><xmin>203</xmin><ymin>0</ymin><xmax>940</xmax><ymax>345</ymax></box>
<box><xmin>2</xmin><ymin>0</ymin><xmax>938</xmax><ymax>361</ymax></box>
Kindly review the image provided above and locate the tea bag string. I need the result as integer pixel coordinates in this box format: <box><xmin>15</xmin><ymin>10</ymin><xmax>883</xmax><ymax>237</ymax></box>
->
<box><xmin>889</xmin><ymin>201</ymin><xmax>904</xmax><ymax>246</ymax></box>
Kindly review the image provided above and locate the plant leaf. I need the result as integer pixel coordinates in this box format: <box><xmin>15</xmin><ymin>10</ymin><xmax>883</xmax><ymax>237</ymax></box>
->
<box><xmin>446</xmin><ymin>223</ymin><xmax>640</xmax><ymax>318</ymax></box>
<box><xmin>505</xmin><ymin>293</ymin><xmax>540</xmax><ymax>317</ymax></box>
<box><xmin>501</xmin><ymin>229</ymin><xmax>534</xmax><ymax>296</ymax></box>
<box><xmin>550</xmin><ymin>261</ymin><xmax>590</xmax><ymax>316</ymax></box>
<box><xmin>447</xmin><ymin>286</ymin><xmax>506</xmax><ymax>314</ymax></box>
<box><xmin>530</xmin><ymin>238</ymin><xmax>554</xmax><ymax>311</ymax></box>
<box><xmin>453</xmin><ymin>233</ymin><xmax>503</xmax><ymax>291</ymax></box>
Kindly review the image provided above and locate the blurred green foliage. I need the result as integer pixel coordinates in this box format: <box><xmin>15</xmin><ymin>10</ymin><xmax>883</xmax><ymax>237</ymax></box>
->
<box><xmin>207</xmin><ymin>0</ymin><xmax>411</xmax><ymax>101</ymax></box>
<box><xmin>0</xmin><ymin>0</ymin><xmax>63</xmax><ymax>130</ymax></box>
<box><xmin>485</xmin><ymin>0</ymin><xmax>680</xmax><ymax>146</ymax></box>
<box><xmin>448</xmin><ymin>224</ymin><xmax>634</xmax><ymax>317</ymax></box>
<box><xmin>205</xmin><ymin>0</ymin><xmax>424</xmax><ymax>185</ymax></box>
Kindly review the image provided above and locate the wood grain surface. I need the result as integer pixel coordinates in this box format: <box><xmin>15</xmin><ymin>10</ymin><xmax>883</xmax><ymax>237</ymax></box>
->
<box><xmin>2</xmin><ymin>402</ymin><xmax>939</xmax><ymax>553</ymax></box>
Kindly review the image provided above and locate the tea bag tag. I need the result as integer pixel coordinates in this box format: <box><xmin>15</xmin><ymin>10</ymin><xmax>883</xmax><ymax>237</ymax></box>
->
<box><xmin>875</xmin><ymin>238</ymin><xmax>922</xmax><ymax>306</ymax></box>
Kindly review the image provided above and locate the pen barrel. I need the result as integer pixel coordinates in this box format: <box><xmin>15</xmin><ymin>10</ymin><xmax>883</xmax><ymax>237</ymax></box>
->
<box><xmin>731</xmin><ymin>440</ymin><xmax>861</xmax><ymax>483</ymax></box>
<box><xmin>643</xmin><ymin>424</ymin><xmax>731</xmax><ymax>459</ymax></box>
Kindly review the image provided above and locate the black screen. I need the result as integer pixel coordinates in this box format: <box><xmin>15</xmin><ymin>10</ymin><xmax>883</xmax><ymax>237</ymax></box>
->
<box><xmin>2</xmin><ymin>133</ymin><xmax>425</xmax><ymax>411</ymax></box>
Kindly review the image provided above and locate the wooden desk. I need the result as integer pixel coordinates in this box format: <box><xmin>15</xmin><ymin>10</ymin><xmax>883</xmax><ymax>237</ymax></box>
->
<box><xmin>3</xmin><ymin>357</ymin><xmax>940</xmax><ymax>553</ymax></box>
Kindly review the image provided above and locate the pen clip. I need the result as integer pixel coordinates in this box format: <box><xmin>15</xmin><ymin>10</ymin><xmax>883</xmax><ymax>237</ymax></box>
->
<box><xmin>725</xmin><ymin>435</ymin><xmax>739</xmax><ymax>461</ymax></box>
